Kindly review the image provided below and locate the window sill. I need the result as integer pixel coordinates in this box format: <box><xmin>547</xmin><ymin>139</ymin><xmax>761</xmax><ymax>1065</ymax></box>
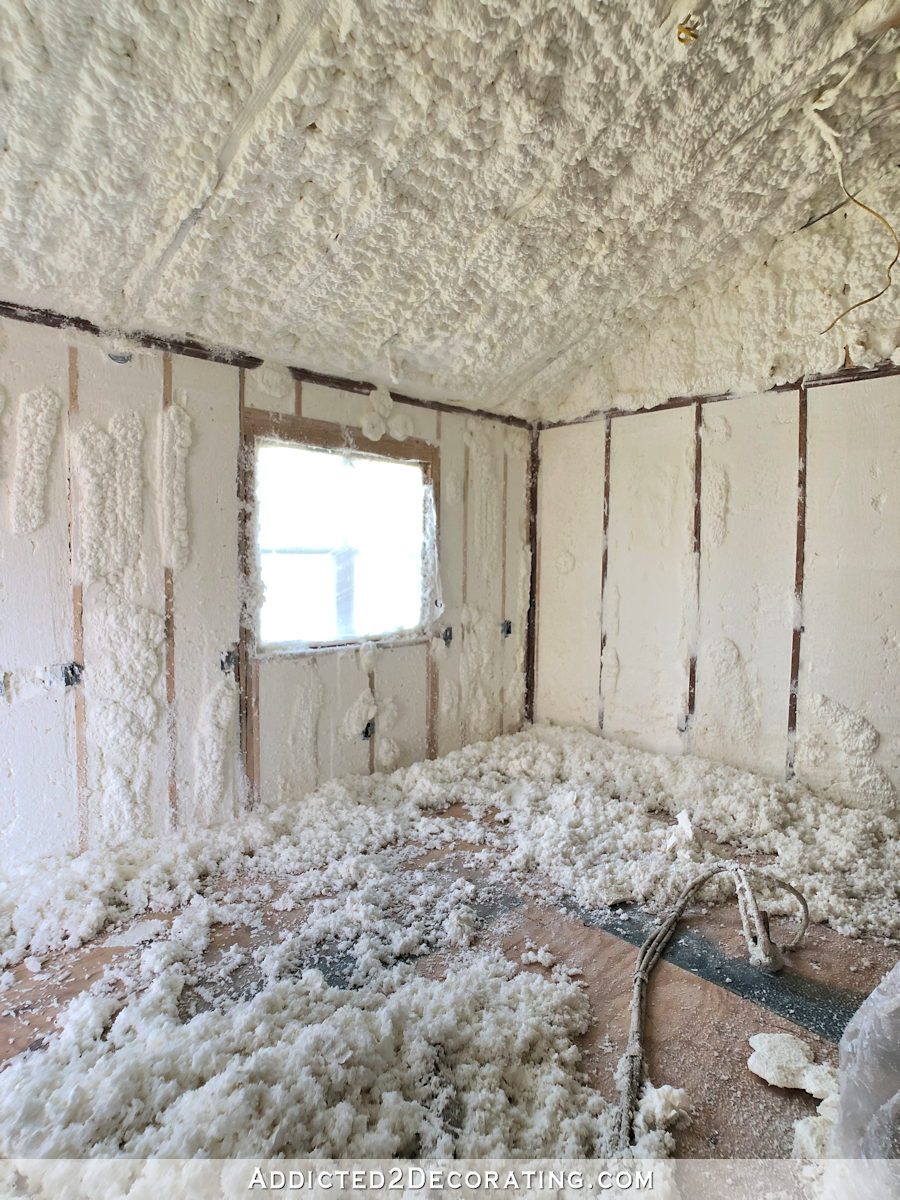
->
<box><xmin>253</xmin><ymin>629</ymin><xmax>435</xmax><ymax>661</ymax></box>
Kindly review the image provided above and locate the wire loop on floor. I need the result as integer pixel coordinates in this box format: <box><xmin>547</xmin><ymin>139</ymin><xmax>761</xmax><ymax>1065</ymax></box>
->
<box><xmin>614</xmin><ymin>862</ymin><xmax>809</xmax><ymax>1152</ymax></box>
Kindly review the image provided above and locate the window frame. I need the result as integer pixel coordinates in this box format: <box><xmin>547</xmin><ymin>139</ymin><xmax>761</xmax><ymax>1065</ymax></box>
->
<box><xmin>240</xmin><ymin>406</ymin><xmax>440</xmax><ymax>660</ymax></box>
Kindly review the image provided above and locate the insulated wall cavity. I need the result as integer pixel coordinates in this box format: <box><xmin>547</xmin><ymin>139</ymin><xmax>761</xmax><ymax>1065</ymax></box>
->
<box><xmin>691</xmin><ymin>394</ymin><xmax>798</xmax><ymax>775</ymax></box>
<box><xmin>170</xmin><ymin>357</ymin><xmax>241</xmax><ymax>827</ymax></box>
<box><xmin>373</xmin><ymin>642</ymin><xmax>428</xmax><ymax>772</ymax></box>
<box><xmin>600</xmin><ymin>408</ymin><xmax>695</xmax><ymax>753</ymax></box>
<box><xmin>73</xmin><ymin>342</ymin><xmax>169</xmax><ymax>844</ymax></box>
<box><xmin>0</xmin><ymin>319</ymin><xmax>77</xmax><ymax>869</ymax></box>
<box><xmin>501</xmin><ymin>426</ymin><xmax>530</xmax><ymax>734</ymax></box>
<box><xmin>795</xmin><ymin>376</ymin><xmax>900</xmax><ymax>810</ymax></box>
<box><xmin>534</xmin><ymin>421</ymin><xmax>605</xmax><ymax>729</ymax></box>
<box><xmin>434</xmin><ymin>411</ymin><xmax>466</xmax><ymax>754</ymax></box>
<box><xmin>459</xmin><ymin>418</ymin><xmax>507</xmax><ymax>744</ymax></box>
<box><xmin>1</xmin><ymin>316</ymin><xmax>531</xmax><ymax>856</ymax></box>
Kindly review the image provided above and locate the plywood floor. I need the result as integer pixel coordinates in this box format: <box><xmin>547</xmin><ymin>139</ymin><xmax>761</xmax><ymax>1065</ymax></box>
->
<box><xmin>1</xmin><ymin>809</ymin><xmax>895</xmax><ymax>1159</ymax></box>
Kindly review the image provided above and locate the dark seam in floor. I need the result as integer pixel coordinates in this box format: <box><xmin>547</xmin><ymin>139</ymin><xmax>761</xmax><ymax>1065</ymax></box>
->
<box><xmin>562</xmin><ymin>899</ymin><xmax>865</xmax><ymax>1043</ymax></box>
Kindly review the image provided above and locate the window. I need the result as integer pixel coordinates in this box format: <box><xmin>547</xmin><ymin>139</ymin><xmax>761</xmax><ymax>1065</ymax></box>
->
<box><xmin>254</xmin><ymin>439</ymin><xmax>438</xmax><ymax>649</ymax></box>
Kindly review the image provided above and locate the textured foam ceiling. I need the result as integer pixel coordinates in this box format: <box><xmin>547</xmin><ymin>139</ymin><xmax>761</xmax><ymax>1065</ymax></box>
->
<box><xmin>0</xmin><ymin>1</ymin><xmax>897</xmax><ymax>418</ymax></box>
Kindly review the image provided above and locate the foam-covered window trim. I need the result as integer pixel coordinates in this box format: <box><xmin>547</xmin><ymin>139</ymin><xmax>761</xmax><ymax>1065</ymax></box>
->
<box><xmin>238</xmin><ymin>406</ymin><xmax>442</xmax><ymax>657</ymax></box>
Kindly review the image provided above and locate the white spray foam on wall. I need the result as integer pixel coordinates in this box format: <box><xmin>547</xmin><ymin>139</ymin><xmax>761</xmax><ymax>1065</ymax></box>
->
<box><xmin>459</xmin><ymin>420</ymin><xmax>504</xmax><ymax>743</ymax></box>
<box><xmin>110</xmin><ymin>410</ymin><xmax>144</xmax><ymax>584</ymax></box>
<box><xmin>360</xmin><ymin>411</ymin><xmax>387</xmax><ymax>441</ymax></box>
<box><xmin>74</xmin><ymin>409</ymin><xmax>167</xmax><ymax>842</ymax></box>
<box><xmin>342</xmin><ymin>686</ymin><xmax>376</xmax><ymax>744</ymax></box>
<box><xmin>691</xmin><ymin>638</ymin><xmax>763</xmax><ymax>761</ymax></box>
<box><xmin>159</xmin><ymin>400</ymin><xmax>192</xmax><ymax>571</ymax></box>
<box><xmin>192</xmin><ymin>675</ymin><xmax>239</xmax><ymax>826</ymax></box>
<box><xmin>704</xmin><ymin>461</ymin><xmax>731</xmax><ymax>548</ymax></box>
<box><xmin>10</xmin><ymin>387</ymin><xmax>60</xmax><ymax>535</ymax></box>
<box><xmin>75</xmin><ymin>411</ymin><xmax>144</xmax><ymax>583</ymax></box>
<box><xmin>360</xmin><ymin>385</ymin><xmax>393</xmax><ymax>441</ymax></box>
<box><xmin>797</xmin><ymin>692</ymin><xmax>897</xmax><ymax>812</ymax></box>
<box><xmin>373</xmin><ymin>692</ymin><xmax>400</xmax><ymax>772</ymax></box>
<box><xmin>86</xmin><ymin>589</ymin><xmax>165</xmax><ymax>844</ymax></box>
<box><xmin>278</xmin><ymin>659</ymin><xmax>325</xmax><ymax>803</ymax></box>
<box><xmin>254</xmin><ymin>363</ymin><xmax>293</xmax><ymax>402</ymax></box>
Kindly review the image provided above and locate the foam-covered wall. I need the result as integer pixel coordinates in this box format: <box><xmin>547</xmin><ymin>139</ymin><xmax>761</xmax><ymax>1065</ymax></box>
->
<box><xmin>795</xmin><ymin>375</ymin><xmax>900</xmax><ymax>810</ymax></box>
<box><xmin>0</xmin><ymin>317</ymin><xmax>530</xmax><ymax>869</ymax></box>
<box><xmin>535</xmin><ymin>371</ymin><xmax>900</xmax><ymax>809</ymax></box>
<box><xmin>533</xmin><ymin>422</ymin><xmax>604</xmax><ymax>729</ymax></box>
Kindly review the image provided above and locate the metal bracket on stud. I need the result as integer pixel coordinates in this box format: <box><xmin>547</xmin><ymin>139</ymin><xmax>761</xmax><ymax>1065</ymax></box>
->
<box><xmin>362</xmin><ymin>719</ymin><xmax>375</xmax><ymax>741</ymax></box>
<box><xmin>501</xmin><ymin>619</ymin><xmax>512</xmax><ymax>638</ymax></box>
<box><xmin>442</xmin><ymin>626</ymin><xmax>453</xmax><ymax>646</ymax></box>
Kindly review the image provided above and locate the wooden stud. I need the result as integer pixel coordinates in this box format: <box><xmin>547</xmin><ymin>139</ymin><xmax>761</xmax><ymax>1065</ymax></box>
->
<box><xmin>71</xmin><ymin>585</ymin><xmax>88</xmax><ymax>852</ymax></box>
<box><xmin>461</xmin><ymin>442</ymin><xmax>470</xmax><ymax>611</ymax></box>
<box><xmin>786</xmin><ymin>386</ymin><xmax>808</xmax><ymax>778</ymax></box>
<box><xmin>598</xmin><ymin>414</ymin><xmax>612</xmax><ymax>730</ymax></box>
<box><xmin>67</xmin><ymin>345</ymin><xmax>79</xmax><ymax>415</ymax></box>
<box><xmin>499</xmin><ymin>448</ymin><xmax>509</xmax><ymax>727</ymax></box>
<box><xmin>367</xmin><ymin>669</ymin><xmax>376</xmax><ymax>774</ymax></box>
<box><xmin>685</xmin><ymin>400</ymin><xmax>703</xmax><ymax>731</ymax></box>
<box><xmin>66</xmin><ymin>346</ymin><xmax>89</xmax><ymax>851</ymax></box>
<box><xmin>389</xmin><ymin>389</ymin><xmax>531</xmax><ymax>431</ymax></box>
<box><xmin>426</xmin><ymin>644</ymin><xmax>438</xmax><ymax>760</ymax></box>
<box><xmin>425</xmin><ymin>412</ymin><xmax>442</xmax><ymax>759</ymax></box>
<box><xmin>0</xmin><ymin>298</ymin><xmax>263</xmax><ymax>369</ymax></box>
<box><xmin>162</xmin><ymin>354</ymin><xmax>178</xmax><ymax>826</ymax></box>
<box><xmin>237</xmin><ymin>369</ymin><xmax>260</xmax><ymax>803</ymax></box>
<box><xmin>523</xmin><ymin>427</ymin><xmax>540</xmax><ymax>724</ymax></box>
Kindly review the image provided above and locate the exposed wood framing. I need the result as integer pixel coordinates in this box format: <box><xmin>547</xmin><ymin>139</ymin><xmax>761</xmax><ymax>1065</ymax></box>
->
<box><xmin>426</xmin><ymin>643</ymin><xmax>438</xmax><ymax>760</ymax></box>
<box><xmin>425</xmin><ymin>414</ymin><xmax>441</xmax><ymax>758</ymax></box>
<box><xmin>65</xmin><ymin>346</ymin><xmax>89</xmax><ymax>850</ymax></box>
<box><xmin>523</xmin><ymin>426</ymin><xmax>540</xmax><ymax>723</ymax></box>
<box><xmin>597</xmin><ymin>414</ymin><xmax>612</xmax><ymax>731</ymax></box>
<box><xmin>241</xmin><ymin>406</ymin><xmax>439</xmax><ymax>469</ymax></box>
<box><xmin>237</xmin><ymin>402</ymin><xmax>442</xmax><ymax>793</ymax></box>
<box><xmin>541</xmin><ymin>364</ymin><xmax>897</xmax><ymax>748</ymax></box>
<box><xmin>786</xmin><ymin>386</ymin><xmax>808</xmax><ymax>778</ymax></box>
<box><xmin>461</xmin><ymin>443</ymin><xmax>470</xmax><ymax>612</ymax></box>
<box><xmin>538</xmin><ymin>360</ymin><xmax>900</xmax><ymax>431</ymax></box>
<box><xmin>236</xmin><ymin>370</ymin><xmax>260</xmax><ymax>803</ymax></box>
<box><xmin>162</xmin><ymin>354</ymin><xmax>178</xmax><ymax>825</ymax></box>
<box><xmin>0</xmin><ymin>297</ymin><xmax>530</xmax><ymax>428</ymax></box>
<box><xmin>0</xmin><ymin>299</ymin><xmax>263</xmax><ymax>369</ymax></box>
<box><xmin>683</xmin><ymin>400</ymin><xmax>703</xmax><ymax>730</ymax></box>
<box><xmin>71</xmin><ymin>584</ymin><xmax>88</xmax><ymax>849</ymax></box>
<box><xmin>367</xmin><ymin>668</ymin><xmax>377</xmax><ymax>774</ymax></box>
<box><xmin>288</xmin><ymin>365</ymin><xmax>374</xmax><ymax>394</ymax></box>
<box><xmin>498</xmin><ymin>449</ymin><xmax>509</xmax><ymax>725</ymax></box>
<box><xmin>390</xmin><ymin>390</ymin><xmax>531</xmax><ymax>430</ymax></box>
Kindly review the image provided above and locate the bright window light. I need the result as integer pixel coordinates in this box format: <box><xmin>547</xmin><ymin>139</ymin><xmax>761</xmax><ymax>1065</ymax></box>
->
<box><xmin>255</xmin><ymin>440</ymin><xmax>431</xmax><ymax>648</ymax></box>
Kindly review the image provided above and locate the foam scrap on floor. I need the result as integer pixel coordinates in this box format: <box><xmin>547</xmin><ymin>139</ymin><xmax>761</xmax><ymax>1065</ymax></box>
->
<box><xmin>747</xmin><ymin>1032</ymin><xmax>839</xmax><ymax>1159</ymax></box>
<box><xmin>2</xmin><ymin>725</ymin><xmax>897</xmax><ymax>968</ymax></box>
<box><xmin>0</xmin><ymin>860</ymin><xmax>682</xmax><ymax>1157</ymax></box>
